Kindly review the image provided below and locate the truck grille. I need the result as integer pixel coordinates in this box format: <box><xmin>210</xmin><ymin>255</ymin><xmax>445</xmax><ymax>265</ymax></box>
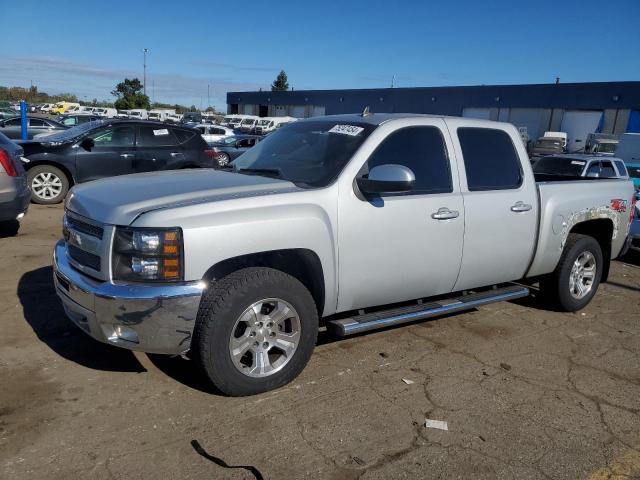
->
<box><xmin>68</xmin><ymin>245</ymin><xmax>101</xmax><ymax>271</ymax></box>
<box><xmin>66</xmin><ymin>215</ymin><xmax>104</xmax><ymax>239</ymax></box>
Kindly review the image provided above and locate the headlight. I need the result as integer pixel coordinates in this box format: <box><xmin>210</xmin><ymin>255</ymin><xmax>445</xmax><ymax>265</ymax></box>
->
<box><xmin>112</xmin><ymin>227</ymin><xmax>183</xmax><ymax>282</ymax></box>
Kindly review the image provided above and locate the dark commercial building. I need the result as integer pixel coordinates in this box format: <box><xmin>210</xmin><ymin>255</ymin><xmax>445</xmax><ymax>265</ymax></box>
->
<box><xmin>227</xmin><ymin>81</ymin><xmax>640</xmax><ymax>151</ymax></box>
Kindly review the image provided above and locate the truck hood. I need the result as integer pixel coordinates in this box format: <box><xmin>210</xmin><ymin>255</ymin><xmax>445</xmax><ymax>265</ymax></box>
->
<box><xmin>66</xmin><ymin>169</ymin><xmax>300</xmax><ymax>225</ymax></box>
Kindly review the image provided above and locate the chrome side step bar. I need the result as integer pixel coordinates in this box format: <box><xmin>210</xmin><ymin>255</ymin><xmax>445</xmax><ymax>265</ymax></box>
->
<box><xmin>328</xmin><ymin>285</ymin><xmax>529</xmax><ymax>336</ymax></box>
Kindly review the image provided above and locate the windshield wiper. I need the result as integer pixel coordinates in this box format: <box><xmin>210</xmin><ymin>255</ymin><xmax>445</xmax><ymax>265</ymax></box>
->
<box><xmin>237</xmin><ymin>168</ymin><xmax>282</xmax><ymax>179</ymax></box>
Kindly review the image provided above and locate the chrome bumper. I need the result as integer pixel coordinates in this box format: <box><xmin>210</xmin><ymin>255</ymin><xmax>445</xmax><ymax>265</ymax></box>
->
<box><xmin>53</xmin><ymin>240</ymin><xmax>205</xmax><ymax>354</ymax></box>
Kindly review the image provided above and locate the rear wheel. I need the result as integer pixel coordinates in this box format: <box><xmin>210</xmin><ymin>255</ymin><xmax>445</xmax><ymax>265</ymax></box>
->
<box><xmin>193</xmin><ymin>267</ymin><xmax>318</xmax><ymax>396</ymax></box>
<box><xmin>216</xmin><ymin>152</ymin><xmax>230</xmax><ymax>167</ymax></box>
<box><xmin>540</xmin><ymin>233</ymin><xmax>603</xmax><ymax>311</ymax></box>
<box><xmin>27</xmin><ymin>165</ymin><xmax>69</xmax><ymax>204</ymax></box>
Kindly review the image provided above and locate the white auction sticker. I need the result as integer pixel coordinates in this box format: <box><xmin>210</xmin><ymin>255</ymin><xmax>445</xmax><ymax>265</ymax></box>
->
<box><xmin>328</xmin><ymin>124</ymin><xmax>364</xmax><ymax>136</ymax></box>
<box><xmin>153</xmin><ymin>128</ymin><xmax>169</xmax><ymax>136</ymax></box>
<box><xmin>571</xmin><ymin>160</ymin><xmax>586</xmax><ymax>165</ymax></box>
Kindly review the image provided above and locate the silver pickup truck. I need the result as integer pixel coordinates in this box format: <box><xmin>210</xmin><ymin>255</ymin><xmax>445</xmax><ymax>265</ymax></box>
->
<box><xmin>53</xmin><ymin>114</ymin><xmax>636</xmax><ymax>396</ymax></box>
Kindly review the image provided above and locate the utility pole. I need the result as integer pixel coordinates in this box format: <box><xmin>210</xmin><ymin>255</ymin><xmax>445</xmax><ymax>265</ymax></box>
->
<box><xmin>152</xmin><ymin>80</ymin><xmax>155</xmax><ymax>105</ymax></box>
<box><xmin>391</xmin><ymin>74</ymin><xmax>395</xmax><ymax>88</ymax></box>
<box><xmin>143</xmin><ymin>48</ymin><xmax>149</xmax><ymax>96</ymax></box>
<box><xmin>207</xmin><ymin>83</ymin><xmax>210</xmax><ymax>110</ymax></box>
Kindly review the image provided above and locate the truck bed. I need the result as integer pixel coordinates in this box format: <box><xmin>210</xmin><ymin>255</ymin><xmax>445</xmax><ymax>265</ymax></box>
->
<box><xmin>526</xmin><ymin>177</ymin><xmax>634</xmax><ymax>278</ymax></box>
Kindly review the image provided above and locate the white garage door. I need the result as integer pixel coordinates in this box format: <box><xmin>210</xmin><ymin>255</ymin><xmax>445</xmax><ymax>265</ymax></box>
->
<box><xmin>290</xmin><ymin>105</ymin><xmax>306</xmax><ymax>118</ymax></box>
<box><xmin>561</xmin><ymin>110</ymin><xmax>603</xmax><ymax>152</ymax></box>
<box><xmin>311</xmin><ymin>105</ymin><xmax>325</xmax><ymax>117</ymax></box>
<box><xmin>508</xmin><ymin>108</ymin><xmax>549</xmax><ymax>143</ymax></box>
<box><xmin>462</xmin><ymin>108</ymin><xmax>492</xmax><ymax>120</ymax></box>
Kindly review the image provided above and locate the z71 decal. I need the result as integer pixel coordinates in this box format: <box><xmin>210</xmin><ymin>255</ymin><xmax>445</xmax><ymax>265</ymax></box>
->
<box><xmin>610</xmin><ymin>199</ymin><xmax>628</xmax><ymax>213</ymax></box>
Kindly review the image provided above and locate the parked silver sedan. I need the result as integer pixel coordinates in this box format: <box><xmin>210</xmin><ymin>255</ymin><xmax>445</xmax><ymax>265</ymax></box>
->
<box><xmin>0</xmin><ymin>132</ymin><xmax>30</xmax><ymax>233</ymax></box>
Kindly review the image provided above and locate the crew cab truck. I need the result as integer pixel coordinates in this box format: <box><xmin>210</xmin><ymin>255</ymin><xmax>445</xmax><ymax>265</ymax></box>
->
<box><xmin>53</xmin><ymin>114</ymin><xmax>636</xmax><ymax>396</ymax></box>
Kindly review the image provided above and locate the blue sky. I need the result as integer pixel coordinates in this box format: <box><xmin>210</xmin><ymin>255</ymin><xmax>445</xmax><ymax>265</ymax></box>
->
<box><xmin>1</xmin><ymin>0</ymin><xmax>638</xmax><ymax>109</ymax></box>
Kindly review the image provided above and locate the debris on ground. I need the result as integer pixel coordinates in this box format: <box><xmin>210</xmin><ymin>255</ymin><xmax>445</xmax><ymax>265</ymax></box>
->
<box><xmin>425</xmin><ymin>419</ymin><xmax>448</xmax><ymax>431</ymax></box>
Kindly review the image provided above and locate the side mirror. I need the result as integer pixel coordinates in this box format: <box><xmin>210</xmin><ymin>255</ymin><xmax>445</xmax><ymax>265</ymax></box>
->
<box><xmin>80</xmin><ymin>137</ymin><xmax>95</xmax><ymax>151</ymax></box>
<box><xmin>356</xmin><ymin>164</ymin><xmax>415</xmax><ymax>195</ymax></box>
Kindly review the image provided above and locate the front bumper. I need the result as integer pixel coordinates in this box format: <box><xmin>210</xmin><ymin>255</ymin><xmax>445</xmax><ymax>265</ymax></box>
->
<box><xmin>53</xmin><ymin>240</ymin><xmax>205</xmax><ymax>354</ymax></box>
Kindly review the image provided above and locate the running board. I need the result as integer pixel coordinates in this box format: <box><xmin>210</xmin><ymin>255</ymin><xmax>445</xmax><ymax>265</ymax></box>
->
<box><xmin>328</xmin><ymin>285</ymin><xmax>529</xmax><ymax>336</ymax></box>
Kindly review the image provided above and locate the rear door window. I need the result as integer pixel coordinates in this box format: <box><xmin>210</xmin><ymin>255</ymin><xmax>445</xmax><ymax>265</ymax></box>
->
<box><xmin>458</xmin><ymin>128</ymin><xmax>522</xmax><ymax>190</ymax></box>
<box><xmin>136</xmin><ymin>126</ymin><xmax>179</xmax><ymax>147</ymax></box>
<box><xmin>613</xmin><ymin>160</ymin><xmax>627</xmax><ymax>177</ymax></box>
<box><xmin>366</xmin><ymin>126</ymin><xmax>452</xmax><ymax>195</ymax></box>
<box><xmin>88</xmin><ymin>125</ymin><xmax>135</xmax><ymax>147</ymax></box>
<box><xmin>599</xmin><ymin>161</ymin><xmax>616</xmax><ymax>178</ymax></box>
<box><xmin>172</xmin><ymin>129</ymin><xmax>196</xmax><ymax>144</ymax></box>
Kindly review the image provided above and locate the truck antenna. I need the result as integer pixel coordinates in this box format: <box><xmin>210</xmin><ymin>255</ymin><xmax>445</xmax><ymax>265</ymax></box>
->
<box><xmin>361</xmin><ymin>106</ymin><xmax>371</xmax><ymax>117</ymax></box>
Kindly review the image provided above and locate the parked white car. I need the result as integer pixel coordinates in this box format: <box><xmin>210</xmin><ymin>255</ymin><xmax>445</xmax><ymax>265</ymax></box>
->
<box><xmin>67</xmin><ymin>105</ymin><xmax>96</xmax><ymax>115</ymax></box>
<box><xmin>92</xmin><ymin>107</ymin><xmax>118</xmax><ymax>118</ymax></box>
<box><xmin>116</xmin><ymin>110</ymin><xmax>130</xmax><ymax>118</ymax></box>
<box><xmin>40</xmin><ymin>103</ymin><xmax>55</xmax><ymax>113</ymax></box>
<box><xmin>236</xmin><ymin>117</ymin><xmax>260</xmax><ymax>132</ymax></box>
<box><xmin>128</xmin><ymin>109</ymin><xmax>148</xmax><ymax>120</ymax></box>
<box><xmin>221</xmin><ymin>114</ymin><xmax>257</xmax><ymax>129</ymax></box>
<box><xmin>165</xmin><ymin>113</ymin><xmax>183</xmax><ymax>123</ymax></box>
<box><xmin>254</xmin><ymin>116</ymin><xmax>297</xmax><ymax>135</ymax></box>
<box><xmin>194</xmin><ymin>124</ymin><xmax>234</xmax><ymax>144</ymax></box>
<box><xmin>148</xmin><ymin>109</ymin><xmax>176</xmax><ymax>122</ymax></box>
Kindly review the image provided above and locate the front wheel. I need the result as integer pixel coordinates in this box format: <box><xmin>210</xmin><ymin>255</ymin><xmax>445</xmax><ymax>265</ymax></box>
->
<box><xmin>540</xmin><ymin>233</ymin><xmax>603</xmax><ymax>312</ymax></box>
<box><xmin>27</xmin><ymin>165</ymin><xmax>69</xmax><ymax>204</ymax></box>
<box><xmin>193</xmin><ymin>267</ymin><xmax>318</xmax><ymax>396</ymax></box>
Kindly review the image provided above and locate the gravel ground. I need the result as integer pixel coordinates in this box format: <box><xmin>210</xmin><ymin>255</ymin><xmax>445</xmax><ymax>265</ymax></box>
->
<box><xmin>1</xmin><ymin>204</ymin><xmax>639</xmax><ymax>479</ymax></box>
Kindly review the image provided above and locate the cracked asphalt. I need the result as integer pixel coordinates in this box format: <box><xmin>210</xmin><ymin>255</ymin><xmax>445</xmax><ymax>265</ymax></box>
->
<box><xmin>1</xmin><ymin>204</ymin><xmax>639</xmax><ymax>479</ymax></box>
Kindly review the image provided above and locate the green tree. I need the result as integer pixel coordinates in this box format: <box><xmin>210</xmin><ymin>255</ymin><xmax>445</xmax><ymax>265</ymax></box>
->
<box><xmin>110</xmin><ymin>78</ymin><xmax>150</xmax><ymax>110</ymax></box>
<box><xmin>271</xmin><ymin>70</ymin><xmax>289</xmax><ymax>91</ymax></box>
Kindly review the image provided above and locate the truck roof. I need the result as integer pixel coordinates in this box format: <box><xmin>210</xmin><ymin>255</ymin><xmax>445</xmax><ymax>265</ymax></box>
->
<box><xmin>297</xmin><ymin>112</ymin><xmax>502</xmax><ymax>126</ymax></box>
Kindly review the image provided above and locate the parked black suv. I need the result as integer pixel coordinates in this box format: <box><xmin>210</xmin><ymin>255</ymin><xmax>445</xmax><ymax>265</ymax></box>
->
<box><xmin>20</xmin><ymin>120</ymin><xmax>215</xmax><ymax>204</ymax></box>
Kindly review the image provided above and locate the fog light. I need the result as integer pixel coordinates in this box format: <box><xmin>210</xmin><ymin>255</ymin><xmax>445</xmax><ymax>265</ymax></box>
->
<box><xmin>113</xmin><ymin>325</ymin><xmax>139</xmax><ymax>343</ymax></box>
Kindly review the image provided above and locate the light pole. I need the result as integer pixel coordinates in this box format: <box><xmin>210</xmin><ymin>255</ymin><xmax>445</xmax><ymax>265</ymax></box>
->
<box><xmin>143</xmin><ymin>48</ymin><xmax>149</xmax><ymax>96</ymax></box>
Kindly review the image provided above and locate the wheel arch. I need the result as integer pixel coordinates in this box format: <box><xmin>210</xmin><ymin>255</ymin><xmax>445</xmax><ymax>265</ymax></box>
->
<box><xmin>26</xmin><ymin>160</ymin><xmax>75</xmax><ymax>187</ymax></box>
<box><xmin>202</xmin><ymin>249</ymin><xmax>326</xmax><ymax>316</ymax></box>
<box><xmin>569</xmin><ymin>218</ymin><xmax>613</xmax><ymax>282</ymax></box>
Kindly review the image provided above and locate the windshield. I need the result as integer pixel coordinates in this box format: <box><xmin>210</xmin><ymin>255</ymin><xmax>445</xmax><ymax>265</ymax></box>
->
<box><xmin>39</xmin><ymin>121</ymin><xmax>104</xmax><ymax>143</ymax></box>
<box><xmin>130</xmin><ymin>112</ymin><xmax>141</xmax><ymax>117</ymax></box>
<box><xmin>532</xmin><ymin>156</ymin><xmax>586</xmax><ymax>176</ymax></box>
<box><xmin>233</xmin><ymin>120</ymin><xmax>376</xmax><ymax>188</ymax></box>
<box><xmin>595</xmin><ymin>142</ymin><xmax>617</xmax><ymax>153</ymax></box>
<box><xmin>258</xmin><ymin>119</ymin><xmax>271</xmax><ymax>126</ymax></box>
<box><xmin>534</xmin><ymin>139</ymin><xmax>562</xmax><ymax>149</ymax></box>
<box><xmin>240</xmin><ymin>118</ymin><xmax>255</xmax><ymax>125</ymax></box>
<box><xmin>223</xmin><ymin>117</ymin><xmax>235</xmax><ymax>123</ymax></box>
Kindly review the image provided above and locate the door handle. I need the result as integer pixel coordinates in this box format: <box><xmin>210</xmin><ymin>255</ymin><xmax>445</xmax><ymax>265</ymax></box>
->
<box><xmin>120</xmin><ymin>153</ymin><xmax>134</xmax><ymax>159</ymax></box>
<box><xmin>511</xmin><ymin>201</ymin><xmax>532</xmax><ymax>212</ymax></box>
<box><xmin>431</xmin><ymin>208</ymin><xmax>460</xmax><ymax>220</ymax></box>
<box><xmin>170</xmin><ymin>152</ymin><xmax>182</xmax><ymax>157</ymax></box>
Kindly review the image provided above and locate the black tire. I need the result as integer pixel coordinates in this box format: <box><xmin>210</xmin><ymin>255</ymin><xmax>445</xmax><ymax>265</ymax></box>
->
<box><xmin>539</xmin><ymin>233</ymin><xmax>603</xmax><ymax>312</ymax></box>
<box><xmin>193</xmin><ymin>267</ymin><xmax>318</xmax><ymax>396</ymax></box>
<box><xmin>27</xmin><ymin>165</ymin><xmax>69</xmax><ymax>204</ymax></box>
<box><xmin>0</xmin><ymin>220</ymin><xmax>20</xmax><ymax>237</ymax></box>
